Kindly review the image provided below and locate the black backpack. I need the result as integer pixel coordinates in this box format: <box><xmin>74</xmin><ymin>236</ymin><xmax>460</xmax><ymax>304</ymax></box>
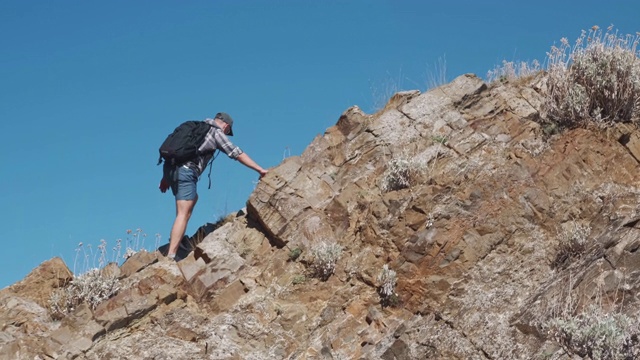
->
<box><xmin>158</xmin><ymin>120</ymin><xmax>220</xmax><ymax>188</ymax></box>
<box><xmin>157</xmin><ymin>121</ymin><xmax>213</xmax><ymax>166</ymax></box>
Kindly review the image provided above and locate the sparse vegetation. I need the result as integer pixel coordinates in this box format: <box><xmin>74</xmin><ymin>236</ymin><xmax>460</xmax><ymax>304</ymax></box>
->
<box><xmin>432</xmin><ymin>135</ymin><xmax>448</xmax><ymax>145</ymax></box>
<box><xmin>487</xmin><ymin>25</ymin><xmax>640</xmax><ymax>133</ymax></box>
<box><xmin>542</xmin><ymin>25</ymin><xmax>640</xmax><ymax>129</ymax></box>
<box><xmin>72</xmin><ymin>228</ymin><xmax>161</xmax><ymax>276</ymax></box>
<box><xmin>369</xmin><ymin>55</ymin><xmax>447</xmax><ymax>112</ymax></box>
<box><xmin>377</xmin><ymin>264</ymin><xmax>399</xmax><ymax>307</ymax></box>
<box><xmin>54</xmin><ymin>227</ymin><xmax>158</xmax><ymax>319</ymax></box>
<box><xmin>292</xmin><ymin>274</ymin><xmax>306</xmax><ymax>285</ymax></box>
<box><xmin>288</xmin><ymin>247</ymin><xmax>302</xmax><ymax>262</ymax></box>
<box><xmin>49</xmin><ymin>268</ymin><xmax>120</xmax><ymax>319</ymax></box>
<box><xmin>426</xmin><ymin>55</ymin><xmax>448</xmax><ymax>90</ymax></box>
<box><xmin>487</xmin><ymin>59</ymin><xmax>541</xmax><ymax>83</ymax></box>
<box><xmin>310</xmin><ymin>241</ymin><xmax>342</xmax><ymax>281</ymax></box>
<box><xmin>552</xmin><ymin>222</ymin><xmax>592</xmax><ymax>268</ymax></box>
<box><xmin>381</xmin><ymin>153</ymin><xmax>426</xmax><ymax>192</ymax></box>
<box><xmin>546</xmin><ymin>305</ymin><xmax>640</xmax><ymax>359</ymax></box>
<box><xmin>370</xmin><ymin>70</ymin><xmax>404</xmax><ymax>111</ymax></box>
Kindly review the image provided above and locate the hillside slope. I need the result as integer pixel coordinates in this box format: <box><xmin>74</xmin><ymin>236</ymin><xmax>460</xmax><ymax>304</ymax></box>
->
<box><xmin>3</xmin><ymin>73</ymin><xmax>640</xmax><ymax>359</ymax></box>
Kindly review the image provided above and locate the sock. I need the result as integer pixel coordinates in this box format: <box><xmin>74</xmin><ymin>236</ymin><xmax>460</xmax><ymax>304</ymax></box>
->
<box><xmin>167</xmin><ymin>253</ymin><xmax>176</xmax><ymax>260</ymax></box>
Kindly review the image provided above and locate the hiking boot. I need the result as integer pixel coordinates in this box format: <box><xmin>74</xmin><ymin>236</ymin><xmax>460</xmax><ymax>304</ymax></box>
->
<box><xmin>166</xmin><ymin>252</ymin><xmax>185</xmax><ymax>262</ymax></box>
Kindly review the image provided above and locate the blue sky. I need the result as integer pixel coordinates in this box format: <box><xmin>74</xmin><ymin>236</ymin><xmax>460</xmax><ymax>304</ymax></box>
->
<box><xmin>1</xmin><ymin>1</ymin><xmax>637</xmax><ymax>288</ymax></box>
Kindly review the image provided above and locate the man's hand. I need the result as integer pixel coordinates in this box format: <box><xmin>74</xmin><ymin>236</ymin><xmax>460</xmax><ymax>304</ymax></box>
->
<box><xmin>258</xmin><ymin>169</ymin><xmax>269</xmax><ymax>179</ymax></box>
<box><xmin>159</xmin><ymin>178</ymin><xmax>170</xmax><ymax>193</ymax></box>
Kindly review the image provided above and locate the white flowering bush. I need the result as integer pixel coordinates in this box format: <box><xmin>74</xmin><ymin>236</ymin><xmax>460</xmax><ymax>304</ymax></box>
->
<box><xmin>543</xmin><ymin>25</ymin><xmax>640</xmax><ymax>129</ymax></box>
<box><xmin>49</xmin><ymin>268</ymin><xmax>120</xmax><ymax>319</ymax></box>
<box><xmin>546</xmin><ymin>305</ymin><xmax>640</xmax><ymax>359</ymax></box>
<box><xmin>310</xmin><ymin>241</ymin><xmax>342</xmax><ymax>281</ymax></box>
<box><xmin>377</xmin><ymin>264</ymin><xmax>398</xmax><ymax>307</ymax></box>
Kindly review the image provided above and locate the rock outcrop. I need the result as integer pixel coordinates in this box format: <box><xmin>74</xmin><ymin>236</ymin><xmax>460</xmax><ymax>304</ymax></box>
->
<box><xmin>3</xmin><ymin>73</ymin><xmax>640</xmax><ymax>359</ymax></box>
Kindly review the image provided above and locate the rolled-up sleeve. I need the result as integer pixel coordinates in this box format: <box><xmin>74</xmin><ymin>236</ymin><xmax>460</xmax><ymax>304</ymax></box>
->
<box><xmin>213</xmin><ymin>130</ymin><xmax>243</xmax><ymax>159</ymax></box>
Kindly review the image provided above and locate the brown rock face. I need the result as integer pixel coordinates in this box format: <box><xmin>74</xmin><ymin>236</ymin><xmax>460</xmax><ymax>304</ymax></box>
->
<box><xmin>4</xmin><ymin>73</ymin><xmax>640</xmax><ymax>359</ymax></box>
<box><xmin>7</xmin><ymin>257</ymin><xmax>73</xmax><ymax>309</ymax></box>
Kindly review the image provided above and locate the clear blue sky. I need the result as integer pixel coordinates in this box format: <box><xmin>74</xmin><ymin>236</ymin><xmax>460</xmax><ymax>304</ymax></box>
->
<box><xmin>1</xmin><ymin>1</ymin><xmax>637</xmax><ymax>288</ymax></box>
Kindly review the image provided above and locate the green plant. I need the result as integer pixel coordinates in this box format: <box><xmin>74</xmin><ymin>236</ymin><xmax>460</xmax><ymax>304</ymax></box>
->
<box><xmin>385</xmin><ymin>293</ymin><xmax>401</xmax><ymax>307</ymax></box>
<box><xmin>288</xmin><ymin>247</ymin><xmax>302</xmax><ymax>262</ymax></box>
<box><xmin>542</xmin><ymin>123</ymin><xmax>560</xmax><ymax>137</ymax></box>
<box><xmin>546</xmin><ymin>305</ymin><xmax>640</xmax><ymax>359</ymax></box>
<box><xmin>310</xmin><ymin>241</ymin><xmax>342</xmax><ymax>281</ymax></box>
<box><xmin>49</xmin><ymin>268</ymin><xmax>120</xmax><ymax>319</ymax></box>
<box><xmin>432</xmin><ymin>135</ymin><xmax>448</xmax><ymax>145</ymax></box>
<box><xmin>543</xmin><ymin>25</ymin><xmax>640</xmax><ymax>129</ymax></box>
<box><xmin>292</xmin><ymin>274</ymin><xmax>306</xmax><ymax>285</ymax></box>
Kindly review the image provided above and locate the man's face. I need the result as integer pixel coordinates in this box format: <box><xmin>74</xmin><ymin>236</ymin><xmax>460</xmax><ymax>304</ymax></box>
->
<box><xmin>216</xmin><ymin>118</ymin><xmax>231</xmax><ymax>135</ymax></box>
<box><xmin>223</xmin><ymin>123</ymin><xmax>231</xmax><ymax>135</ymax></box>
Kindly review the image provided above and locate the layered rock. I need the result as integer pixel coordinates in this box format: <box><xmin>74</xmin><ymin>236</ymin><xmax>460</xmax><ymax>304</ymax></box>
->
<box><xmin>3</xmin><ymin>73</ymin><xmax>640</xmax><ymax>359</ymax></box>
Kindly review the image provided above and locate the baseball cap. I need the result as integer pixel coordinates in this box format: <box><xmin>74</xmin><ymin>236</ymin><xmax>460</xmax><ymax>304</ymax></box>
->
<box><xmin>215</xmin><ymin>112</ymin><xmax>234</xmax><ymax>136</ymax></box>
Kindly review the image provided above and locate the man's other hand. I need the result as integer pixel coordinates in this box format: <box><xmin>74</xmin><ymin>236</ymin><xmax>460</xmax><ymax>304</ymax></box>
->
<box><xmin>159</xmin><ymin>178</ymin><xmax>170</xmax><ymax>193</ymax></box>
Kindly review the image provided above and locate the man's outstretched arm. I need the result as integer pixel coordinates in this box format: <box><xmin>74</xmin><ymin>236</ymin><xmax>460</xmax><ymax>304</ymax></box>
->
<box><xmin>236</xmin><ymin>153</ymin><xmax>268</xmax><ymax>178</ymax></box>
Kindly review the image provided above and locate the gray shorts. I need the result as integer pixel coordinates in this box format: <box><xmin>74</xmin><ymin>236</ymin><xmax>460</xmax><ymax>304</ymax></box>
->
<box><xmin>168</xmin><ymin>165</ymin><xmax>198</xmax><ymax>201</ymax></box>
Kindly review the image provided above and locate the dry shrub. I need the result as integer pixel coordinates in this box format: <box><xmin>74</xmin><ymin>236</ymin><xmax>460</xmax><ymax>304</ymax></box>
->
<box><xmin>310</xmin><ymin>241</ymin><xmax>342</xmax><ymax>281</ymax></box>
<box><xmin>49</xmin><ymin>268</ymin><xmax>120</xmax><ymax>319</ymax></box>
<box><xmin>552</xmin><ymin>222</ymin><xmax>592</xmax><ymax>268</ymax></box>
<box><xmin>542</xmin><ymin>25</ymin><xmax>640</xmax><ymax>129</ymax></box>
<box><xmin>381</xmin><ymin>152</ymin><xmax>428</xmax><ymax>192</ymax></box>
<box><xmin>377</xmin><ymin>264</ymin><xmax>399</xmax><ymax>307</ymax></box>
<box><xmin>546</xmin><ymin>305</ymin><xmax>640</xmax><ymax>359</ymax></box>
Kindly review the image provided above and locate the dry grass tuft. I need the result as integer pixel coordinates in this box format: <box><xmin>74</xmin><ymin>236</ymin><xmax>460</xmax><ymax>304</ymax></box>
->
<box><xmin>487</xmin><ymin>59</ymin><xmax>542</xmax><ymax>83</ymax></box>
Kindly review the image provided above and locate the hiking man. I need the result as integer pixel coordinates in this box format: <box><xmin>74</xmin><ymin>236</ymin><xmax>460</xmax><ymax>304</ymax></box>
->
<box><xmin>159</xmin><ymin>112</ymin><xmax>268</xmax><ymax>260</ymax></box>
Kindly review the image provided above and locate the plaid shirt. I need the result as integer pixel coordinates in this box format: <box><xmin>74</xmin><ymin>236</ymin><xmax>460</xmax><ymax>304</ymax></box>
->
<box><xmin>186</xmin><ymin>118</ymin><xmax>243</xmax><ymax>176</ymax></box>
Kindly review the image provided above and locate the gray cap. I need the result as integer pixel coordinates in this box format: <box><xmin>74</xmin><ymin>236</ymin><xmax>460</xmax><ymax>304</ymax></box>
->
<box><xmin>215</xmin><ymin>112</ymin><xmax>234</xmax><ymax>136</ymax></box>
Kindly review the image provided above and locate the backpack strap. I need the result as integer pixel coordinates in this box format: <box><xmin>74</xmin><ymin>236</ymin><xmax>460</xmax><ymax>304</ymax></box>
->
<box><xmin>204</xmin><ymin>121</ymin><xmax>225</xmax><ymax>189</ymax></box>
<box><xmin>204</xmin><ymin>121</ymin><xmax>220</xmax><ymax>189</ymax></box>
<box><xmin>207</xmin><ymin>149</ymin><xmax>219</xmax><ymax>189</ymax></box>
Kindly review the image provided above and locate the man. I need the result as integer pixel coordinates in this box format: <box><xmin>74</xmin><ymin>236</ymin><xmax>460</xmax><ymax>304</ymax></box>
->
<box><xmin>159</xmin><ymin>112</ymin><xmax>268</xmax><ymax>260</ymax></box>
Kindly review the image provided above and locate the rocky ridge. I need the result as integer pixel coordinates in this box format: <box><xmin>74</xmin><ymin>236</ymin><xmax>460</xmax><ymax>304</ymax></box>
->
<box><xmin>3</xmin><ymin>73</ymin><xmax>640</xmax><ymax>359</ymax></box>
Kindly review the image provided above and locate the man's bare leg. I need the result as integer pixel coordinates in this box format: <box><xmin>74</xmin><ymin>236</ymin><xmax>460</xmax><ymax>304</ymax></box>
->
<box><xmin>168</xmin><ymin>195</ymin><xmax>198</xmax><ymax>257</ymax></box>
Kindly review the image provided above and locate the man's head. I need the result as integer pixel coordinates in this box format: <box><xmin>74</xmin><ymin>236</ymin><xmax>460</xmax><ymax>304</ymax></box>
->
<box><xmin>214</xmin><ymin>112</ymin><xmax>234</xmax><ymax>136</ymax></box>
